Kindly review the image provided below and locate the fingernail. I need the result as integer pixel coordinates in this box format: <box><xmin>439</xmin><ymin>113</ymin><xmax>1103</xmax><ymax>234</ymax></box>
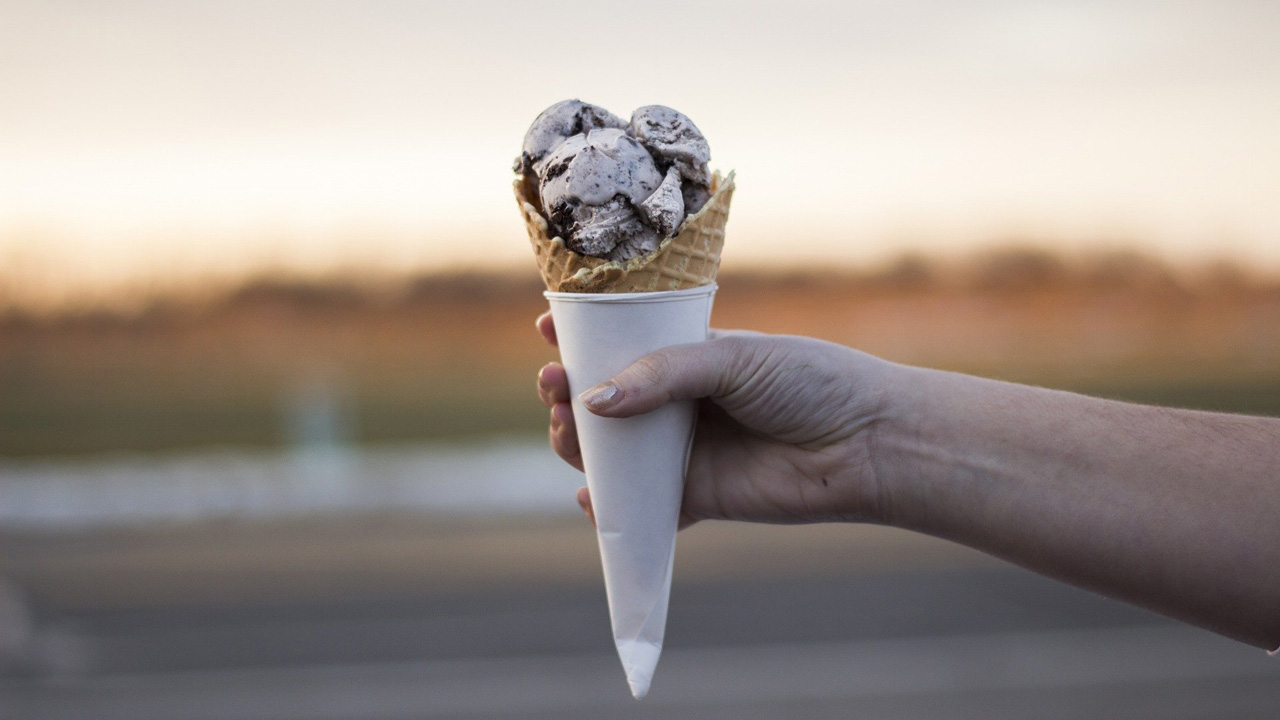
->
<box><xmin>579</xmin><ymin>382</ymin><xmax>619</xmax><ymax>410</ymax></box>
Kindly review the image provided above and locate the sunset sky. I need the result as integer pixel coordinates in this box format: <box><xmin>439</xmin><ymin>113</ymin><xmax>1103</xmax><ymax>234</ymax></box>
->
<box><xmin>2</xmin><ymin>0</ymin><xmax>1279</xmax><ymax>304</ymax></box>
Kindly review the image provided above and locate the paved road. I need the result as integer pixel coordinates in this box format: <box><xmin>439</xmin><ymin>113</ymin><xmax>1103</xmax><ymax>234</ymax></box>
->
<box><xmin>3</xmin><ymin>568</ymin><xmax>1276</xmax><ymax>719</ymax></box>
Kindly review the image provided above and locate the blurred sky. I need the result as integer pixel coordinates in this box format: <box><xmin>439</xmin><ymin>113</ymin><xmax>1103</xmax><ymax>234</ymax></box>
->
<box><xmin>2</xmin><ymin>0</ymin><xmax>1279</xmax><ymax>304</ymax></box>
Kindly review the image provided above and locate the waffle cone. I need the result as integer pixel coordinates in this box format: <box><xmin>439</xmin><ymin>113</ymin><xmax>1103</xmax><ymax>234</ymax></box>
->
<box><xmin>515</xmin><ymin>170</ymin><xmax>734</xmax><ymax>293</ymax></box>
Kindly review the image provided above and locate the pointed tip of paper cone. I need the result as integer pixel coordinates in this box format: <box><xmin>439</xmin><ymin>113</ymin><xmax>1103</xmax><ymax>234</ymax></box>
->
<box><xmin>628</xmin><ymin>674</ymin><xmax>651</xmax><ymax>699</ymax></box>
<box><xmin>616</xmin><ymin>638</ymin><xmax>661</xmax><ymax>699</ymax></box>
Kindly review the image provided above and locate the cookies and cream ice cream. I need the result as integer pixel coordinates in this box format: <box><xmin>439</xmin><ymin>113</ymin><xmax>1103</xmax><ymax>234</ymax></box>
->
<box><xmin>515</xmin><ymin>100</ymin><xmax>714</xmax><ymax>262</ymax></box>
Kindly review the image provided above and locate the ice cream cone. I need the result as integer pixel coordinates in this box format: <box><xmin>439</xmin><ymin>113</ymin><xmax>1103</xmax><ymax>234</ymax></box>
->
<box><xmin>516</xmin><ymin>171</ymin><xmax>734</xmax><ymax>293</ymax></box>
<box><xmin>544</xmin><ymin>284</ymin><xmax>717</xmax><ymax>698</ymax></box>
<box><xmin>521</xmin><ymin>152</ymin><xmax>731</xmax><ymax>696</ymax></box>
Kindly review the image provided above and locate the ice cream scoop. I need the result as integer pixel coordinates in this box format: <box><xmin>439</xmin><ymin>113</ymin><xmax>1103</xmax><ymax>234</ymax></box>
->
<box><xmin>515</xmin><ymin>100</ymin><xmax>713</xmax><ymax>262</ymax></box>
<box><xmin>514</xmin><ymin>99</ymin><xmax>626</xmax><ymax>176</ymax></box>
<box><xmin>539</xmin><ymin>129</ymin><xmax>665</xmax><ymax>260</ymax></box>
<box><xmin>628</xmin><ymin>105</ymin><xmax>711</xmax><ymax>187</ymax></box>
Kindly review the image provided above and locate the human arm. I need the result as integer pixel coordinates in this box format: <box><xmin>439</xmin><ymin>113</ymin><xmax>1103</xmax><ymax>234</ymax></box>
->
<box><xmin>535</xmin><ymin>313</ymin><xmax>1280</xmax><ymax>650</ymax></box>
<box><xmin>875</xmin><ymin>365</ymin><xmax>1280</xmax><ymax>649</ymax></box>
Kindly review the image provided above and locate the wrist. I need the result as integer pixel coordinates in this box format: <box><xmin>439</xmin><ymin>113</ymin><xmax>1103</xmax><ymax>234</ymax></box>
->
<box><xmin>767</xmin><ymin>347</ymin><xmax>908</xmax><ymax>526</ymax></box>
<box><xmin>814</xmin><ymin>352</ymin><xmax>925</xmax><ymax>527</ymax></box>
<box><xmin>863</xmin><ymin>362</ymin><xmax>955</xmax><ymax>532</ymax></box>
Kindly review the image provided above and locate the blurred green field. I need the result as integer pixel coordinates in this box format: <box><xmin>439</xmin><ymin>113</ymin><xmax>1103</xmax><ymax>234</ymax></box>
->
<box><xmin>0</xmin><ymin>375</ymin><xmax>550</xmax><ymax>457</ymax></box>
<box><xmin>3</xmin><ymin>256</ymin><xmax>1279</xmax><ymax>458</ymax></box>
<box><xmin>1072</xmin><ymin>376</ymin><xmax>1280</xmax><ymax>417</ymax></box>
<box><xmin>4</xmin><ymin>373</ymin><xmax>1280</xmax><ymax>459</ymax></box>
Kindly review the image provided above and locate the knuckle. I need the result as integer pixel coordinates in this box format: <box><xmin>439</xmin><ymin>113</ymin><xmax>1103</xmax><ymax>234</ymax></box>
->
<box><xmin>630</xmin><ymin>351</ymin><xmax>672</xmax><ymax>387</ymax></box>
<box><xmin>709</xmin><ymin>334</ymin><xmax>754</xmax><ymax>363</ymax></box>
<box><xmin>706</xmin><ymin>335</ymin><xmax>760</xmax><ymax>390</ymax></box>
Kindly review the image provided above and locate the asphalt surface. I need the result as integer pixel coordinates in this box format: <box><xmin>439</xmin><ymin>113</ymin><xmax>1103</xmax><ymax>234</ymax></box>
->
<box><xmin>3</xmin><ymin>567</ymin><xmax>1277</xmax><ymax>719</ymax></box>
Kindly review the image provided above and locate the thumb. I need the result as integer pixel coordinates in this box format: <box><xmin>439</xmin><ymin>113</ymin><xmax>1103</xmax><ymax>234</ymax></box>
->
<box><xmin>577</xmin><ymin>336</ymin><xmax>753</xmax><ymax>418</ymax></box>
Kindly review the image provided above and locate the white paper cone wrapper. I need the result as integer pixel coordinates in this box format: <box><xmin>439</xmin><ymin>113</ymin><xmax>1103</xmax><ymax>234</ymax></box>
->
<box><xmin>545</xmin><ymin>283</ymin><xmax>716</xmax><ymax>699</ymax></box>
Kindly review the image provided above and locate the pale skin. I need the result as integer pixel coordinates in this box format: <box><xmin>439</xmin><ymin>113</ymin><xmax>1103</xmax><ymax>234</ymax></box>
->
<box><xmin>534</xmin><ymin>312</ymin><xmax>1280</xmax><ymax>650</ymax></box>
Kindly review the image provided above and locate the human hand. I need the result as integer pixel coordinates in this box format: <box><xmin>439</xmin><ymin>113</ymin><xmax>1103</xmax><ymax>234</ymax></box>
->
<box><xmin>535</xmin><ymin>312</ymin><xmax>895</xmax><ymax>529</ymax></box>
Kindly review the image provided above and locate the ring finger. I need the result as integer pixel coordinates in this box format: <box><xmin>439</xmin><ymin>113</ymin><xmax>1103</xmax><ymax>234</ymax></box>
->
<box><xmin>549</xmin><ymin>402</ymin><xmax>583</xmax><ymax>471</ymax></box>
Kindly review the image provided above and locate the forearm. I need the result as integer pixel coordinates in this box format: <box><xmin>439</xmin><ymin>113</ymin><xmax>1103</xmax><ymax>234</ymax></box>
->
<box><xmin>871</xmin><ymin>364</ymin><xmax>1280</xmax><ymax>648</ymax></box>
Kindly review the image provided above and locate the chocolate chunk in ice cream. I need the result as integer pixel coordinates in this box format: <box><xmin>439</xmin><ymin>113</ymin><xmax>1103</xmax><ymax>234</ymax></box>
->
<box><xmin>515</xmin><ymin>100</ymin><xmax>714</xmax><ymax>262</ymax></box>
